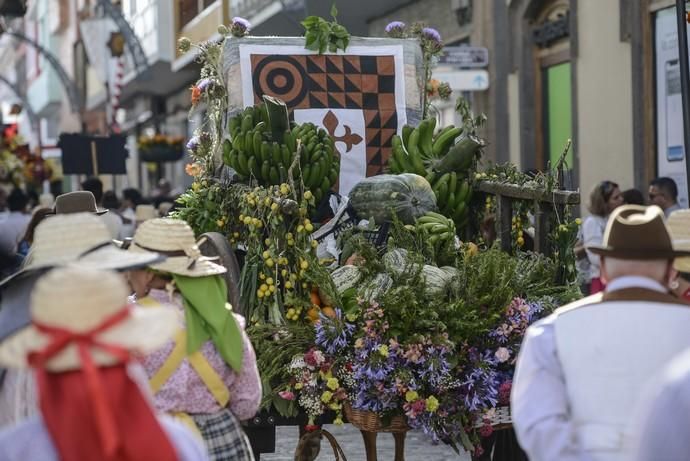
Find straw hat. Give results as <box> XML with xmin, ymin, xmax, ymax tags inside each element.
<box><xmin>667</xmin><ymin>209</ymin><xmax>690</xmax><ymax>272</ymax></box>
<box><xmin>130</xmin><ymin>218</ymin><xmax>226</xmax><ymax>277</ymax></box>
<box><xmin>135</xmin><ymin>204</ymin><xmax>158</xmax><ymax>223</ymax></box>
<box><xmin>0</xmin><ymin>267</ymin><xmax>177</xmax><ymax>371</ymax></box>
<box><xmin>587</xmin><ymin>205</ymin><xmax>690</xmax><ymax>260</ymax></box>
<box><xmin>0</xmin><ymin>213</ymin><xmax>163</xmax><ymax>286</ymax></box>
<box><xmin>53</xmin><ymin>191</ymin><xmax>108</xmax><ymax>215</ymax></box>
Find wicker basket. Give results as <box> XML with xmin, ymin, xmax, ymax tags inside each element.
<box><xmin>343</xmin><ymin>403</ymin><xmax>409</xmax><ymax>433</ymax></box>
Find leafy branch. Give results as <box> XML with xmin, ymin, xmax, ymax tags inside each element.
<box><xmin>302</xmin><ymin>4</ymin><xmax>350</xmax><ymax>54</ymax></box>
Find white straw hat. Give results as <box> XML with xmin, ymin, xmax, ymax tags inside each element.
<box><xmin>667</xmin><ymin>209</ymin><xmax>690</xmax><ymax>272</ymax></box>
<box><xmin>130</xmin><ymin>218</ymin><xmax>227</xmax><ymax>277</ymax></box>
<box><xmin>0</xmin><ymin>213</ymin><xmax>163</xmax><ymax>286</ymax></box>
<box><xmin>0</xmin><ymin>267</ymin><xmax>177</xmax><ymax>371</ymax></box>
<box><xmin>135</xmin><ymin>204</ymin><xmax>158</xmax><ymax>223</ymax></box>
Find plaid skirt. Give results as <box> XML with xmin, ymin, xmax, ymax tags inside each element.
<box><xmin>192</xmin><ymin>409</ymin><xmax>254</xmax><ymax>461</ymax></box>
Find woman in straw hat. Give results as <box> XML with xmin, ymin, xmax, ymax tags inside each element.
<box><xmin>127</xmin><ymin>218</ymin><xmax>260</xmax><ymax>461</ymax></box>
<box><xmin>665</xmin><ymin>209</ymin><xmax>690</xmax><ymax>304</ymax></box>
<box><xmin>0</xmin><ymin>213</ymin><xmax>163</xmax><ymax>428</ymax></box>
<box><xmin>0</xmin><ymin>267</ymin><xmax>208</xmax><ymax>461</ymax></box>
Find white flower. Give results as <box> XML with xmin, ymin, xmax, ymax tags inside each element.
<box><xmin>495</xmin><ymin>347</ymin><xmax>511</xmax><ymax>363</ymax></box>
<box><xmin>313</xmin><ymin>350</ymin><xmax>326</xmax><ymax>366</ymax></box>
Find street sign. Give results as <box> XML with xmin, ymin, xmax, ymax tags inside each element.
<box><xmin>437</xmin><ymin>46</ymin><xmax>489</xmax><ymax>68</ymax></box>
<box><xmin>433</xmin><ymin>70</ymin><xmax>490</xmax><ymax>91</ymax></box>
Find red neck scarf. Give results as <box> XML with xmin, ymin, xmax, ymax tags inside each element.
<box><xmin>27</xmin><ymin>308</ymin><xmax>179</xmax><ymax>461</ymax></box>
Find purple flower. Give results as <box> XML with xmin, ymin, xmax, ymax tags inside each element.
<box><xmin>186</xmin><ymin>136</ymin><xmax>200</xmax><ymax>152</ymax></box>
<box><xmin>196</xmin><ymin>78</ymin><xmax>213</xmax><ymax>92</ymax></box>
<box><xmin>385</xmin><ymin>21</ymin><xmax>406</xmax><ymax>38</ymax></box>
<box><xmin>315</xmin><ymin>308</ymin><xmax>356</xmax><ymax>355</ymax></box>
<box><xmin>231</xmin><ymin>17</ymin><xmax>251</xmax><ymax>37</ymax></box>
<box><xmin>421</xmin><ymin>27</ymin><xmax>442</xmax><ymax>44</ymax></box>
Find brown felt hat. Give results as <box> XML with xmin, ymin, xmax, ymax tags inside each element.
<box><xmin>588</xmin><ymin>205</ymin><xmax>690</xmax><ymax>260</ymax></box>
<box><xmin>54</xmin><ymin>191</ymin><xmax>108</xmax><ymax>215</ymax></box>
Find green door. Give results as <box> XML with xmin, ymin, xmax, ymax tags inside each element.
<box><xmin>545</xmin><ymin>62</ymin><xmax>573</xmax><ymax>168</ymax></box>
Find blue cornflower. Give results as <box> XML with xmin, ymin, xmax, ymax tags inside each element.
<box><xmin>385</xmin><ymin>21</ymin><xmax>406</xmax><ymax>38</ymax></box>
<box><xmin>315</xmin><ymin>308</ymin><xmax>356</xmax><ymax>355</ymax></box>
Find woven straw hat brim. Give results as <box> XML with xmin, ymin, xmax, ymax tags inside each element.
<box><xmin>147</xmin><ymin>255</ymin><xmax>227</xmax><ymax>277</ymax></box>
<box><xmin>129</xmin><ymin>218</ymin><xmax>227</xmax><ymax>277</ymax></box>
<box><xmin>73</xmin><ymin>245</ymin><xmax>165</xmax><ymax>272</ymax></box>
<box><xmin>0</xmin><ymin>306</ymin><xmax>177</xmax><ymax>371</ymax></box>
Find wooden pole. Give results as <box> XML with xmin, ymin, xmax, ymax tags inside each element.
<box><xmin>90</xmin><ymin>140</ymin><xmax>99</xmax><ymax>176</ymax></box>
<box><xmin>676</xmin><ymin>0</ymin><xmax>690</xmax><ymax>189</ymax></box>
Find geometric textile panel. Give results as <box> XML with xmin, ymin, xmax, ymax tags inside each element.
<box><xmin>237</xmin><ymin>45</ymin><xmax>408</xmax><ymax>196</ymax></box>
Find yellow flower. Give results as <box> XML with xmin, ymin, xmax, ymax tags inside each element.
<box><xmin>300</xmin><ymin>260</ymin><xmax>309</xmax><ymax>270</ymax></box>
<box><xmin>294</xmin><ymin>382</ymin><xmax>303</xmax><ymax>390</ymax></box>
<box><xmin>284</xmin><ymin>281</ymin><xmax>293</xmax><ymax>290</ymax></box>
<box><xmin>271</xmin><ymin>203</ymin><xmax>279</xmax><ymax>211</ymax></box>
<box><xmin>334</xmin><ymin>416</ymin><xmax>344</xmax><ymax>425</ymax></box>
<box><xmin>517</xmin><ymin>237</ymin><xmax>525</xmax><ymax>246</ymax></box>
<box><xmin>405</xmin><ymin>390</ymin><xmax>418</xmax><ymax>402</ymax></box>
<box><xmin>321</xmin><ymin>391</ymin><xmax>333</xmax><ymax>403</ymax></box>
<box><xmin>326</xmin><ymin>377</ymin><xmax>339</xmax><ymax>390</ymax></box>
<box><xmin>266</xmin><ymin>277</ymin><xmax>274</xmax><ymax>285</ymax></box>
<box><xmin>260</xmin><ymin>284</ymin><xmax>268</xmax><ymax>292</ymax></box>
<box><xmin>575</xmin><ymin>218</ymin><xmax>582</xmax><ymax>225</ymax></box>
<box><xmin>426</xmin><ymin>395</ymin><xmax>439</xmax><ymax>412</ymax></box>
<box><xmin>378</xmin><ymin>344</ymin><xmax>389</xmax><ymax>357</ymax></box>
<box><xmin>191</xmin><ymin>182</ymin><xmax>200</xmax><ymax>192</ymax></box>
<box><xmin>216</xmin><ymin>218</ymin><xmax>225</xmax><ymax>228</ymax></box>
<box><xmin>329</xmin><ymin>402</ymin><xmax>341</xmax><ymax>410</ymax></box>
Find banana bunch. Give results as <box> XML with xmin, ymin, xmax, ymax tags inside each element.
<box><xmin>416</xmin><ymin>211</ymin><xmax>456</xmax><ymax>246</ymax></box>
<box><xmin>223</xmin><ymin>97</ymin><xmax>339</xmax><ymax>204</ymax></box>
<box><xmin>388</xmin><ymin>118</ymin><xmax>482</xmax><ymax>230</ymax></box>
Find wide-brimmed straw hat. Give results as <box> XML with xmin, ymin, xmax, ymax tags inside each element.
<box><xmin>667</xmin><ymin>209</ymin><xmax>690</xmax><ymax>272</ymax></box>
<box><xmin>135</xmin><ymin>204</ymin><xmax>158</xmax><ymax>223</ymax></box>
<box><xmin>129</xmin><ymin>218</ymin><xmax>226</xmax><ymax>277</ymax></box>
<box><xmin>0</xmin><ymin>213</ymin><xmax>163</xmax><ymax>287</ymax></box>
<box><xmin>588</xmin><ymin>205</ymin><xmax>690</xmax><ymax>260</ymax></box>
<box><xmin>53</xmin><ymin>191</ymin><xmax>108</xmax><ymax>215</ymax></box>
<box><xmin>0</xmin><ymin>267</ymin><xmax>177</xmax><ymax>371</ymax></box>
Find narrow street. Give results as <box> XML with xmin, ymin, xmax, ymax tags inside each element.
<box><xmin>262</xmin><ymin>424</ymin><xmax>470</xmax><ymax>461</ymax></box>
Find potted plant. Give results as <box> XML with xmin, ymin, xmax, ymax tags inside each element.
<box><xmin>137</xmin><ymin>134</ymin><xmax>185</xmax><ymax>162</ymax></box>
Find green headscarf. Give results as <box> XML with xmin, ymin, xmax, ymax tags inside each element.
<box><xmin>171</xmin><ymin>274</ymin><xmax>243</xmax><ymax>373</ymax></box>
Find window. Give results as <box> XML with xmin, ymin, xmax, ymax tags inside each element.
<box><xmin>179</xmin><ymin>0</ymin><xmax>217</xmax><ymax>28</ymax></box>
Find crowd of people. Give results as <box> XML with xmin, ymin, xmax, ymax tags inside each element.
<box><xmin>0</xmin><ymin>187</ymin><xmax>261</xmax><ymax>460</ymax></box>
<box><xmin>0</xmin><ymin>177</ymin><xmax>178</xmax><ymax>279</ymax></box>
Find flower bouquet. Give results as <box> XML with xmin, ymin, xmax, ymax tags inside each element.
<box><xmin>137</xmin><ymin>134</ymin><xmax>185</xmax><ymax>162</ymax></box>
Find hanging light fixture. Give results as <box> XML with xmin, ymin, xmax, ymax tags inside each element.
<box><xmin>0</xmin><ymin>0</ymin><xmax>27</xmax><ymax>17</ymax></box>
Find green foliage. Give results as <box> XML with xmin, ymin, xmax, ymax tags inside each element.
<box><xmin>302</xmin><ymin>4</ymin><xmax>350</xmax><ymax>54</ymax></box>
<box><xmin>248</xmin><ymin>323</ymin><xmax>315</xmax><ymax>416</ymax></box>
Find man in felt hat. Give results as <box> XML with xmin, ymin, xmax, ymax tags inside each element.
<box><xmin>511</xmin><ymin>205</ymin><xmax>690</xmax><ymax>461</ymax></box>
<box><xmin>0</xmin><ymin>267</ymin><xmax>208</xmax><ymax>460</ymax></box>
<box><xmin>0</xmin><ymin>213</ymin><xmax>162</xmax><ymax>427</ymax></box>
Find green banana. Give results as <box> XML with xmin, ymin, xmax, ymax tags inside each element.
<box><xmin>456</xmin><ymin>181</ymin><xmax>470</xmax><ymax>204</ymax></box>
<box><xmin>269</xmin><ymin>166</ymin><xmax>280</xmax><ymax>185</ymax></box>
<box><xmin>228</xmin><ymin>116</ymin><xmax>241</xmax><ymax>137</ymax></box>
<box><xmin>391</xmin><ymin>135</ymin><xmax>414</xmax><ymax>172</ymax></box>
<box><xmin>328</xmin><ymin>167</ymin><xmax>338</xmax><ymax>185</ymax></box>
<box><xmin>237</xmin><ymin>151</ymin><xmax>249</xmax><ymax>176</ymax></box>
<box><xmin>240</xmin><ymin>114</ymin><xmax>253</xmax><ymax>133</ymax></box>
<box><xmin>244</xmin><ymin>131</ymin><xmax>254</xmax><ymax>157</ymax></box>
<box><xmin>432</xmin><ymin>126</ymin><xmax>463</xmax><ymax>157</ymax></box>
<box><xmin>419</xmin><ymin>118</ymin><xmax>435</xmax><ymax>158</ymax></box>
<box><xmin>261</xmin><ymin>160</ymin><xmax>270</xmax><ymax>182</ymax></box>
<box><xmin>284</xmin><ymin>130</ymin><xmax>296</xmax><ymax>154</ymax></box>
<box><xmin>302</xmin><ymin>165</ymin><xmax>312</xmax><ymax>186</ymax></box>
<box><xmin>281</xmin><ymin>144</ymin><xmax>292</xmax><ymax>169</ymax></box>
<box><xmin>271</xmin><ymin>142</ymin><xmax>282</xmax><ymax>165</ymax></box>
<box><xmin>253</xmin><ymin>131</ymin><xmax>263</xmax><ymax>160</ymax></box>
<box><xmin>247</xmin><ymin>156</ymin><xmax>258</xmax><ymax>178</ymax></box>
<box><xmin>402</xmin><ymin>125</ymin><xmax>414</xmax><ymax>148</ymax></box>
<box><xmin>406</xmin><ymin>128</ymin><xmax>426</xmax><ymax>176</ymax></box>
<box><xmin>260</xmin><ymin>142</ymin><xmax>271</xmax><ymax>164</ymax></box>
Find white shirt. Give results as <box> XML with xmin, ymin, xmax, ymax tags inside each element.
<box><xmin>0</xmin><ymin>212</ymin><xmax>30</xmax><ymax>255</ymax></box>
<box><xmin>632</xmin><ymin>348</ymin><xmax>690</xmax><ymax>461</ymax></box>
<box><xmin>582</xmin><ymin>215</ymin><xmax>607</xmax><ymax>280</ymax></box>
<box><xmin>99</xmin><ymin>212</ymin><xmax>123</xmax><ymax>240</ymax></box>
<box><xmin>511</xmin><ymin>276</ymin><xmax>677</xmax><ymax>461</ymax></box>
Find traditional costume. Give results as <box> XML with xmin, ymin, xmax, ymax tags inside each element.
<box><xmin>0</xmin><ymin>212</ymin><xmax>162</xmax><ymax>427</ymax></box>
<box><xmin>511</xmin><ymin>205</ymin><xmax>690</xmax><ymax>461</ymax></box>
<box><xmin>0</xmin><ymin>267</ymin><xmax>207</xmax><ymax>461</ymax></box>
<box><xmin>130</xmin><ymin>218</ymin><xmax>261</xmax><ymax>460</ymax></box>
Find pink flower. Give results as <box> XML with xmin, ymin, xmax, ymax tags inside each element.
<box><xmin>279</xmin><ymin>390</ymin><xmax>295</xmax><ymax>401</ymax></box>
<box><xmin>479</xmin><ymin>423</ymin><xmax>493</xmax><ymax>438</ymax></box>
<box><xmin>495</xmin><ymin>347</ymin><xmax>511</xmax><ymax>363</ymax></box>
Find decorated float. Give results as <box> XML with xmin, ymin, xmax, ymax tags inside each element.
<box><xmin>173</xmin><ymin>10</ymin><xmax>581</xmax><ymax>461</ymax></box>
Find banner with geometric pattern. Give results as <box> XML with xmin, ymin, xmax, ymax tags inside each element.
<box><xmin>224</xmin><ymin>39</ymin><xmax>423</xmax><ymax>196</ymax></box>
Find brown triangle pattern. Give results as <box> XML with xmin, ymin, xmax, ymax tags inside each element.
<box><xmin>326</xmin><ymin>55</ymin><xmax>344</xmax><ymax>73</ymax></box>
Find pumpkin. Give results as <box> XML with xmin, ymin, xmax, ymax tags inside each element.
<box><xmin>331</xmin><ymin>265</ymin><xmax>362</xmax><ymax>294</ymax></box>
<box><xmin>421</xmin><ymin>265</ymin><xmax>452</xmax><ymax>297</ymax></box>
<box><xmin>383</xmin><ymin>248</ymin><xmax>420</xmax><ymax>275</ymax></box>
<box><xmin>360</xmin><ymin>273</ymin><xmax>393</xmax><ymax>302</ymax></box>
<box><xmin>348</xmin><ymin>173</ymin><xmax>437</xmax><ymax>224</ymax></box>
